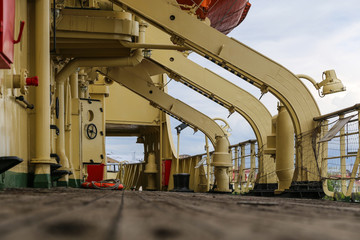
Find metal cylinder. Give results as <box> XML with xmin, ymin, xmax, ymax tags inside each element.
<box><xmin>212</xmin><ymin>136</ymin><xmax>232</xmax><ymax>192</ymax></box>
<box><xmin>56</xmin><ymin>80</ymin><xmax>70</xmax><ymax>186</ymax></box>
<box><xmin>275</xmin><ymin>105</ymin><xmax>294</xmax><ymax>193</ymax></box>
<box><xmin>70</xmin><ymin>72</ymin><xmax>79</xmax><ymax>99</ymax></box>
<box><xmin>144</xmin><ymin>152</ymin><xmax>158</xmax><ymax>190</ymax></box>
<box><xmin>32</xmin><ymin>0</ymin><xmax>52</xmax><ymax>188</ymax></box>
<box><xmin>214</xmin><ymin>168</ymin><xmax>229</xmax><ymax>192</ymax></box>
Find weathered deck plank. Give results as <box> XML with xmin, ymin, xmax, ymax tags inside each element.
<box><xmin>0</xmin><ymin>189</ymin><xmax>359</xmax><ymax>240</ymax></box>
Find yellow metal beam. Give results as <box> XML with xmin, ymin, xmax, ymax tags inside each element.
<box><xmin>104</xmin><ymin>64</ymin><xmax>227</xmax><ymax>146</ymax></box>
<box><xmin>150</xmin><ymin>50</ymin><xmax>272</xmax><ymax>149</ymax></box>
<box><xmin>112</xmin><ymin>0</ymin><xmax>321</xmax><ymax>182</ymax></box>
<box><xmin>111</xmin><ymin>0</ymin><xmax>320</xmax><ymax>133</ymax></box>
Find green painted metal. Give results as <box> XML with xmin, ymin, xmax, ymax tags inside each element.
<box><xmin>0</xmin><ymin>171</ymin><xmax>29</xmax><ymax>189</ymax></box>
<box><xmin>57</xmin><ymin>181</ymin><xmax>69</xmax><ymax>187</ymax></box>
<box><xmin>69</xmin><ymin>179</ymin><xmax>81</xmax><ymax>188</ymax></box>
<box><xmin>33</xmin><ymin>174</ymin><xmax>51</xmax><ymax>188</ymax></box>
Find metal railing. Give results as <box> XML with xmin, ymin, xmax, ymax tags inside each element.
<box><xmin>179</xmin><ymin>139</ymin><xmax>258</xmax><ymax>192</ymax></box>
<box><xmin>314</xmin><ymin>104</ymin><xmax>360</xmax><ymax>197</ymax></box>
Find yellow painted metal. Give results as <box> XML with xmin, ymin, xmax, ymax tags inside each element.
<box><xmin>106</xmin><ymin>83</ymin><xmax>160</xmax><ymax>127</ymax></box>
<box><xmin>234</xmin><ymin>147</ymin><xmax>240</xmax><ymax>193</ymax></box>
<box><xmin>56</xmin><ymin>52</ymin><xmax>144</xmax><ymax>84</ymax></box>
<box><xmin>80</xmin><ymin>99</ymin><xmax>104</xmax><ymax>163</ymax></box>
<box><xmin>56</xmin><ymin>79</ymin><xmax>70</xmax><ymax>184</ymax></box>
<box><xmin>104</xmin><ymin>65</ymin><xmax>233</xmax><ymax>191</ymax></box>
<box><xmin>89</xmin><ymin>75</ymin><xmax>109</xmax><ymax>178</ymax></box>
<box><xmin>32</xmin><ymin>0</ymin><xmax>53</xmax><ymax>169</ymax></box>
<box><xmin>68</xmin><ymin>71</ymin><xmax>83</xmax><ymax>182</ymax></box>
<box><xmin>345</xmin><ymin>153</ymin><xmax>359</xmax><ymax>197</ymax></box>
<box><xmin>240</xmin><ymin>145</ymin><xmax>245</xmax><ymax>191</ymax></box>
<box><xmin>339</xmin><ymin>114</ymin><xmax>347</xmax><ymax>195</ymax></box>
<box><xmin>112</xmin><ymin>0</ymin><xmax>321</xmax><ymax>182</ymax></box>
<box><xmin>0</xmin><ymin>0</ymin><xmax>30</xmax><ymax>179</ymax></box>
<box><xmin>144</xmin><ymin>152</ymin><xmax>157</xmax><ymax>173</ymax></box>
<box><xmin>52</xmin><ymin>4</ymin><xmax>276</xmax><ymax>188</ymax></box>
<box><xmin>250</xmin><ymin>143</ymin><xmax>256</xmax><ymax>176</ymax></box>
<box><xmin>105</xmin><ymin>66</ymin><xmax>226</xmax><ymax>146</ymax></box>
<box><xmin>65</xmin><ymin>79</ymin><xmax>77</xmax><ymax>184</ymax></box>
<box><xmin>275</xmin><ymin>105</ymin><xmax>295</xmax><ymax>193</ymax></box>
<box><xmin>176</xmin><ymin>132</ymin><xmax>180</xmax><ymax>174</ymax></box>
<box><xmin>145</xmin><ymin>23</ymin><xmax>272</xmax><ymax>149</ymax></box>
<box><xmin>56</xmin><ymin>9</ymin><xmax>138</xmax><ymax>41</ymax></box>
<box><xmin>321</xmin><ymin>70</ymin><xmax>346</xmax><ymax>95</ymax></box>
<box><xmin>70</xmin><ymin>72</ymin><xmax>79</xmax><ymax>98</ymax></box>
<box><xmin>205</xmin><ymin>137</ymin><xmax>210</xmax><ymax>190</ymax></box>
<box><xmin>211</xmin><ymin>136</ymin><xmax>231</xmax><ymax>192</ymax></box>
<box><xmin>144</xmin><ymin>152</ymin><xmax>157</xmax><ymax>190</ymax></box>
<box><xmin>150</xmin><ymin>50</ymin><xmax>271</xmax><ymax>145</ymax></box>
<box><xmin>54</xmin><ymin>8</ymin><xmax>139</xmax><ymax>57</ymax></box>
<box><xmin>321</xmin><ymin>121</ymin><xmax>334</xmax><ymax>197</ymax></box>
<box><xmin>145</xmin><ymin>25</ymin><xmax>275</xmax><ymax>184</ymax></box>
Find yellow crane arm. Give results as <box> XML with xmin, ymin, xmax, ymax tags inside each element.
<box><xmin>103</xmin><ymin>63</ymin><xmax>228</xmax><ymax>147</ymax></box>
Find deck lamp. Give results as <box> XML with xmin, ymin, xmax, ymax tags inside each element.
<box><xmin>296</xmin><ymin>70</ymin><xmax>346</xmax><ymax>97</ymax></box>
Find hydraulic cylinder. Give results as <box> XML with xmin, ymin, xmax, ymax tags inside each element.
<box><xmin>275</xmin><ymin>105</ymin><xmax>294</xmax><ymax>193</ymax></box>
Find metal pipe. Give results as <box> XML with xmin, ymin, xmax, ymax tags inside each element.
<box><xmin>52</xmin><ymin>0</ymin><xmax>56</xmax><ymax>53</ymax></box>
<box><xmin>55</xmin><ymin>50</ymin><xmax>144</xmax><ymax>84</ymax></box>
<box><xmin>65</xmin><ymin>80</ymin><xmax>77</xmax><ymax>186</ymax></box>
<box><xmin>296</xmin><ymin>74</ymin><xmax>320</xmax><ymax>90</ymax></box>
<box><xmin>56</xmin><ymin>80</ymin><xmax>70</xmax><ymax>185</ymax></box>
<box><xmin>32</xmin><ymin>0</ymin><xmax>52</xmax><ymax>188</ymax></box>
<box><xmin>70</xmin><ymin>72</ymin><xmax>79</xmax><ymax>99</ymax></box>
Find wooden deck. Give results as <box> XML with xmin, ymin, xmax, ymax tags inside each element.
<box><xmin>0</xmin><ymin>188</ymin><xmax>359</xmax><ymax>240</ymax></box>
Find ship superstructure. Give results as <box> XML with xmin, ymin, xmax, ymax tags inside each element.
<box><xmin>0</xmin><ymin>0</ymin><xmax>358</xmax><ymax>201</ymax></box>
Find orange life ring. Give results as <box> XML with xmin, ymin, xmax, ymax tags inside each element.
<box><xmin>81</xmin><ymin>180</ymin><xmax>124</xmax><ymax>190</ymax></box>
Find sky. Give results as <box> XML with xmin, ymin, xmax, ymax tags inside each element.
<box><xmin>107</xmin><ymin>0</ymin><xmax>360</xmax><ymax>161</ymax></box>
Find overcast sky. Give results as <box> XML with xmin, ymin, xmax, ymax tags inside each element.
<box><xmin>107</xmin><ymin>0</ymin><xmax>360</xmax><ymax>160</ymax></box>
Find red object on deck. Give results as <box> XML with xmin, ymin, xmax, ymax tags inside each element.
<box><xmin>86</xmin><ymin>164</ymin><xmax>105</xmax><ymax>182</ymax></box>
<box><xmin>162</xmin><ymin>160</ymin><xmax>172</xmax><ymax>187</ymax></box>
<box><xmin>81</xmin><ymin>181</ymin><xmax>124</xmax><ymax>190</ymax></box>
<box><xmin>176</xmin><ymin>0</ymin><xmax>251</xmax><ymax>35</ymax></box>
<box><xmin>0</xmin><ymin>0</ymin><xmax>15</xmax><ymax>69</ymax></box>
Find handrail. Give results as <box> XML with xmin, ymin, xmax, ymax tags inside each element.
<box><xmin>314</xmin><ymin>103</ymin><xmax>360</xmax><ymax>121</ymax></box>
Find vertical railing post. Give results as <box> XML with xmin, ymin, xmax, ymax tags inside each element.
<box><xmin>321</xmin><ymin>120</ymin><xmax>334</xmax><ymax>197</ymax></box>
<box><xmin>234</xmin><ymin>146</ymin><xmax>239</xmax><ymax>192</ymax></box>
<box><xmin>205</xmin><ymin>137</ymin><xmax>210</xmax><ymax>191</ymax></box>
<box><xmin>240</xmin><ymin>144</ymin><xmax>245</xmax><ymax>191</ymax></box>
<box><xmin>250</xmin><ymin>142</ymin><xmax>255</xmax><ymax>171</ymax></box>
<box><xmin>340</xmin><ymin>114</ymin><xmax>346</xmax><ymax>195</ymax></box>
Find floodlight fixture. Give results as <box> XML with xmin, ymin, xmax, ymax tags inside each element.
<box><xmin>296</xmin><ymin>70</ymin><xmax>346</xmax><ymax>97</ymax></box>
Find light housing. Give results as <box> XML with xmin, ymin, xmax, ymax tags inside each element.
<box><xmin>296</xmin><ymin>70</ymin><xmax>346</xmax><ymax>97</ymax></box>
<box><xmin>321</xmin><ymin>70</ymin><xmax>346</xmax><ymax>95</ymax></box>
